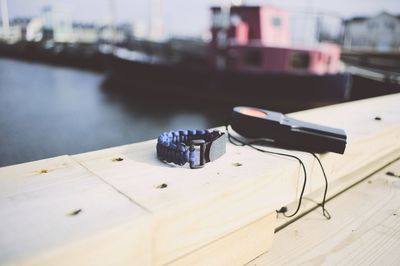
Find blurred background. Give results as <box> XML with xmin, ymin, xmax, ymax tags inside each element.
<box><xmin>1</xmin><ymin>0</ymin><xmax>400</xmax><ymax>167</ymax></box>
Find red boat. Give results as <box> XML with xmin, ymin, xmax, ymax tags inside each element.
<box><xmin>106</xmin><ymin>4</ymin><xmax>351</xmax><ymax>110</ymax></box>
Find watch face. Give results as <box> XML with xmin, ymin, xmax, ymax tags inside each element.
<box><xmin>239</xmin><ymin>107</ymin><xmax>268</xmax><ymax>118</ymax></box>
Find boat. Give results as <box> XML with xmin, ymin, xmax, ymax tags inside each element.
<box><xmin>106</xmin><ymin>5</ymin><xmax>353</xmax><ymax>109</ymax></box>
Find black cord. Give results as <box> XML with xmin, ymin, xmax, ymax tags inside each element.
<box><xmin>309</xmin><ymin>152</ymin><xmax>331</xmax><ymax>219</ymax></box>
<box><xmin>225</xmin><ymin>126</ymin><xmax>307</xmax><ymax>217</ymax></box>
<box><xmin>225</xmin><ymin>125</ymin><xmax>331</xmax><ymax>219</ymax></box>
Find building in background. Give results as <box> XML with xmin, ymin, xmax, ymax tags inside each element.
<box><xmin>0</xmin><ymin>17</ymin><xmax>30</xmax><ymax>43</ymax></box>
<box><xmin>41</xmin><ymin>5</ymin><xmax>74</xmax><ymax>43</ymax></box>
<box><xmin>25</xmin><ymin>18</ymin><xmax>44</xmax><ymax>42</ymax></box>
<box><xmin>344</xmin><ymin>12</ymin><xmax>400</xmax><ymax>52</ymax></box>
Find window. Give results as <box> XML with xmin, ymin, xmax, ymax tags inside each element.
<box><xmin>290</xmin><ymin>52</ymin><xmax>310</xmax><ymax>69</ymax></box>
<box><xmin>385</xmin><ymin>21</ymin><xmax>395</xmax><ymax>31</ymax></box>
<box><xmin>212</xmin><ymin>12</ymin><xmax>223</xmax><ymax>27</ymax></box>
<box><xmin>271</xmin><ymin>17</ymin><xmax>281</xmax><ymax>27</ymax></box>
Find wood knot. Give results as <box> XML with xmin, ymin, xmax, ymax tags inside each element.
<box><xmin>156</xmin><ymin>183</ymin><xmax>168</xmax><ymax>189</ymax></box>
<box><xmin>67</xmin><ymin>209</ymin><xmax>82</xmax><ymax>216</ymax></box>
<box><xmin>386</xmin><ymin>171</ymin><xmax>400</xmax><ymax>178</ymax></box>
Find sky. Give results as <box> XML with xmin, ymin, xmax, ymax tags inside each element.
<box><xmin>3</xmin><ymin>0</ymin><xmax>400</xmax><ymax>36</ymax></box>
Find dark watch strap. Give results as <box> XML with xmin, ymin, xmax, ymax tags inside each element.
<box><xmin>156</xmin><ymin>129</ymin><xmax>226</xmax><ymax>169</ymax></box>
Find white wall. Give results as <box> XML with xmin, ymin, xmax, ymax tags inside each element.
<box><xmin>345</xmin><ymin>13</ymin><xmax>400</xmax><ymax>51</ymax></box>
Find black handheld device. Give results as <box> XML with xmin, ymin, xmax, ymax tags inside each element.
<box><xmin>231</xmin><ymin>106</ymin><xmax>347</xmax><ymax>154</ymax></box>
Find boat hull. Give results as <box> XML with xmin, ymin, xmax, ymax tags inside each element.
<box><xmin>106</xmin><ymin>56</ymin><xmax>352</xmax><ymax>111</ymax></box>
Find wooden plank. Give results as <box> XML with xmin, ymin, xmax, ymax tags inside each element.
<box><xmin>275</xmin><ymin>93</ymin><xmax>400</xmax><ymax>227</ymax></box>
<box><xmin>249</xmin><ymin>158</ymin><xmax>400</xmax><ymax>265</ymax></box>
<box><xmin>1</xmin><ymin>93</ymin><xmax>399</xmax><ymax>265</ymax></box>
<box><xmin>0</xmin><ymin>156</ymin><xmax>152</xmax><ymax>266</ymax></box>
<box><xmin>168</xmin><ymin>212</ymin><xmax>276</xmax><ymax>266</ymax></box>
<box><xmin>73</xmin><ymin>94</ymin><xmax>400</xmax><ymax>265</ymax></box>
<box><xmin>73</xmin><ymin>141</ymin><xmax>299</xmax><ymax>265</ymax></box>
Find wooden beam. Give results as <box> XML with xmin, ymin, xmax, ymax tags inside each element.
<box><xmin>169</xmin><ymin>212</ymin><xmax>276</xmax><ymax>266</ymax></box>
<box><xmin>1</xmin><ymin>93</ymin><xmax>399</xmax><ymax>265</ymax></box>
<box><xmin>250</xmin><ymin>158</ymin><xmax>400</xmax><ymax>265</ymax></box>
<box><xmin>73</xmin><ymin>94</ymin><xmax>400</xmax><ymax>265</ymax></box>
<box><xmin>0</xmin><ymin>156</ymin><xmax>152</xmax><ymax>265</ymax></box>
<box><xmin>274</xmin><ymin>93</ymin><xmax>400</xmax><ymax>228</ymax></box>
<box><xmin>73</xmin><ymin>136</ymin><xmax>300</xmax><ymax>265</ymax></box>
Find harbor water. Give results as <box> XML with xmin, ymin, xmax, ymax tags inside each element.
<box><xmin>0</xmin><ymin>58</ymin><xmax>227</xmax><ymax>167</ymax></box>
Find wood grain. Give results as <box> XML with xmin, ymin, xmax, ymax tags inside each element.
<box><xmin>73</xmin><ymin>135</ymin><xmax>301</xmax><ymax>265</ymax></box>
<box><xmin>73</xmin><ymin>94</ymin><xmax>400</xmax><ymax>265</ymax></box>
<box><xmin>1</xmin><ymin>93</ymin><xmax>399</xmax><ymax>265</ymax></box>
<box><xmin>249</xmin><ymin>159</ymin><xmax>400</xmax><ymax>265</ymax></box>
<box><xmin>0</xmin><ymin>156</ymin><xmax>152</xmax><ymax>265</ymax></box>
<box><xmin>169</xmin><ymin>212</ymin><xmax>276</xmax><ymax>266</ymax></box>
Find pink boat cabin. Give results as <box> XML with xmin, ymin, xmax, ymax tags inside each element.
<box><xmin>209</xmin><ymin>5</ymin><xmax>340</xmax><ymax>74</ymax></box>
